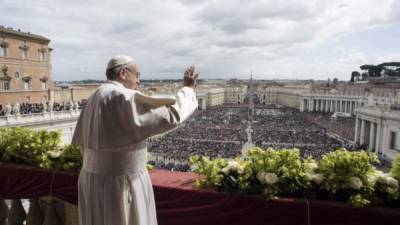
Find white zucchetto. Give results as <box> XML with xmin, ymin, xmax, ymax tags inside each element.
<box><xmin>106</xmin><ymin>55</ymin><xmax>135</xmax><ymax>70</ymax></box>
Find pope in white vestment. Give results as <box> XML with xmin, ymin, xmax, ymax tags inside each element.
<box><xmin>72</xmin><ymin>55</ymin><xmax>198</xmax><ymax>225</ymax></box>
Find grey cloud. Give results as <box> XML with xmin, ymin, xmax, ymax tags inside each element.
<box><xmin>194</xmin><ymin>0</ymin><xmax>323</xmax><ymax>34</ymax></box>
<box><xmin>388</xmin><ymin>0</ymin><xmax>400</xmax><ymax>23</ymax></box>
<box><xmin>0</xmin><ymin>0</ymin><xmax>397</xmax><ymax>81</ymax></box>
<box><xmin>104</xmin><ymin>21</ymin><xmax>147</xmax><ymax>35</ymax></box>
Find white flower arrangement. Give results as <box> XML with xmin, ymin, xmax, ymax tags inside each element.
<box><xmin>265</xmin><ymin>172</ymin><xmax>279</xmax><ymax>185</ymax></box>
<box><xmin>366</xmin><ymin>170</ymin><xmax>381</xmax><ymax>186</ymax></box>
<box><xmin>304</xmin><ymin>161</ymin><xmax>318</xmax><ymax>173</ymax></box>
<box><xmin>311</xmin><ymin>173</ymin><xmax>324</xmax><ymax>185</ymax></box>
<box><xmin>189</xmin><ymin>148</ymin><xmax>400</xmax><ymax>208</ymax></box>
<box><xmin>47</xmin><ymin>150</ymin><xmax>62</xmax><ymax>158</ymax></box>
<box><xmin>348</xmin><ymin>176</ymin><xmax>363</xmax><ymax>190</ymax></box>
<box><xmin>222</xmin><ymin>160</ymin><xmax>239</xmax><ymax>175</ymax></box>
<box><xmin>257</xmin><ymin>171</ymin><xmax>266</xmax><ymax>184</ymax></box>
<box><xmin>377</xmin><ymin>174</ymin><xmax>399</xmax><ymax>189</ymax></box>
<box><xmin>190</xmin><ymin>164</ymin><xmax>199</xmax><ymax>172</ymax></box>
<box><xmin>368</xmin><ymin>170</ymin><xmax>399</xmax><ymax>190</ymax></box>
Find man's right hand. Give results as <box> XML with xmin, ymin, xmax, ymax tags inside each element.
<box><xmin>183</xmin><ymin>66</ymin><xmax>199</xmax><ymax>87</ymax></box>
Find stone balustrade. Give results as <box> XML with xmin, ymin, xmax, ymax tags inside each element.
<box><xmin>0</xmin><ymin>110</ymin><xmax>81</xmax><ymax>144</ymax></box>
<box><xmin>0</xmin><ymin>110</ymin><xmax>81</xmax><ymax>128</ymax></box>
<box><xmin>0</xmin><ymin>197</ymin><xmax>78</xmax><ymax>225</ymax></box>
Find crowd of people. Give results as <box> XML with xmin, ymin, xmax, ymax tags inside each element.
<box><xmin>1</xmin><ymin>100</ymin><xmax>359</xmax><ymax>171</ymax></box>
<box><xmin>148</xmin><ymin>105</ymin><xmax>358</xmax><ymax>171</ymax></box>
<box><xmin>0</xmin><ymin>100</ymin><xmax>87</xmax><ymax>116</ymax></box>
<box><xmin>304</xmin><ymin>112</ymin><xmax>355</xmax><ymax>141</ymax></box>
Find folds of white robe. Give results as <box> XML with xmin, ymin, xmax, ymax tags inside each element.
<box><xmin>72</xmin><ymin>81</ymin><xmax>198</xmax><ymax>225</ymax></box>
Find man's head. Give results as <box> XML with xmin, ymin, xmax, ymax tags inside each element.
<box><xmin>106</xmin><ymin>55</ymin><xmax>140</xmax><ymax>90</ymax></box>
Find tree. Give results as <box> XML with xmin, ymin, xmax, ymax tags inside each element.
<box><xmin>377</xmin><ymin>62</ymin><xmax>400</xmax><ymax>67</ymax></box>
<box><xmin>360</xmin><ymin>64</ymin><xmax>384</xmax><ymax>77</ymax></box>
<box><xmin>377</xmin><ymin>62</ymin><xmax>400</xmax><ymax>77</ymax></box>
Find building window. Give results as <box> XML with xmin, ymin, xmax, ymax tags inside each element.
<box><xmin>3</xmin><ymin>80</ymin><xmax>10</xmax><ymax>91</ymax></box>
<box><xmin>20</xmin><ymin>40</ymin><xmax>29</xmax><ymax>59</ymax></box>
<box><xmin>0</xmin><ymin>36</ymin><xmax>7</xmax><ymax>57</ymax></box>
<box><xmin>21</xmin><ymin>49</ymin><xmax>28</xmax><ymax>59</ymax></box>
<box><xmin>390</xmin><ymin>131</ymin><xmax>397</xmax><ymax>150</ymax></box>
<box><xmin>14</xmin><ymin>72</ymin><xmax>19</xmax><ymax>78</ymax></box>
<box><xmin>24</xmin><ymin>80</ymin><xmax>30</xmax><ymax>90</ymax></box>
<box><xmin>0</xmin><ymin>46</ymin><xmax>6</xmax><ymax>57</ymax></box>
<box><xmin>41</xmin><ymin>81</ymin><xmax>47</xmax><ymax>90</ymax></box>
<box><xmin>39</xmin><ymin>51</ymin><xmax>45</xmax><ymax>61</ymax></box>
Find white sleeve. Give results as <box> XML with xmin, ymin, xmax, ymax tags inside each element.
<box><xmin>130</xmin><ymin>87</ymin><xmax>198</xmax><ymax>141</ymax></box>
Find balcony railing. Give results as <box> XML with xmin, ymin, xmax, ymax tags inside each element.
<box><xmin>2</xmin><ymin>162</ymin><xmax>400</xmax><ymax>225</ymax></box>
<box><xmin>0</xmin><ymin>110</ymin><xmax>81</xmax><ymax>127</ymax></box>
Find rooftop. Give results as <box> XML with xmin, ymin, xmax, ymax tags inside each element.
<box><xmin>0</xmin><ymin>25</ymin><xmax>50</xmax><ymax>43</ymax></box>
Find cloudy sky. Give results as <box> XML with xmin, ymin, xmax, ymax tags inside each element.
<box><xmin>1</xmin><ymin>0</ymin><xmax>399</xmax><ymax>81</ymax></box>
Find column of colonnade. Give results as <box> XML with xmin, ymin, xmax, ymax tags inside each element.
<box><xmin>318</xmin><ymin>99</ymin><xmax>321</xmax><ymax>111</ymax></box>
<box><xmin>369</xmin><ymin>122</ymin><xmax>376</xmax><ymax>151</ymax></box>
<box><xmin>354</xmin><ymin>116</ymin><xmax>381</xmax><ymax>153</ymax></box>
<box><xmin>308</xmin><ymin>98</ymin><xmax>361</xmax><ymax>115</ymax></box>
<box><xmin>309</xmin><ymin>98</ymin><xmax>358</xmax><ymax>114</ymax></box>
<box><xmin>354</xmin><ymin>116</ymin><xmax>360</xmax><ymax>142</ymax></box>
<box><xmin>326</xmin><ymin>99</ymin><xmax>329</xmax><ymax>112</ymax></box>
<box><xmin>360</xmin><ymin>119</ymin><xmax>365</xmax><ymax>145</ymax></box>
<box><xmin>337</xmin><ymin>100</ymin><xmax>340</xmax><ymax>112</ymax></box>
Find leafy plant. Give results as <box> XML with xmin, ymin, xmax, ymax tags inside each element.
<box><xmin>0</xmin><ymin>127</ymin><xmax>156</xmax><ymax>172</ymax></box>
<box><xmin>0</xmin><ymin>128</ymin><xmax>61</xmax><ymax>166</ymax></box>
<box><xmin>189</xmin><ymin>147</ymin><xmax>400</xmax><ymax>208</ymax></box>
<box><xmin>317</xmin><ymin>148</ymin><xmax>380</xmax><ymax>207</ymax></box>
<box><xmin>245</xmin><ymin>147</ymin><xmax>308</xmax><ymax>198</ymax></box>
<box><xmin>189</xmin><ymin>155</ymin><xmax>227</xmax><ymax>188</ymax></box>
<box><xmin>390</xmin><ymin>154</ymin><xmax>400</xmax><ymax>181</ymax></box>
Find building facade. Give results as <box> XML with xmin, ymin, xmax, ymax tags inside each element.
<box><xmin>298</xmin><ymin>83</ymin><xmax>400</xmax><ymax>115</ymax></box>
<box><xmin>355</xmin><ymin>105</ymin><xmax>400</xmax><ymax>161</ymax></box>
<box><xmin>0</xmin><ymin>27</ymin><xmax>52</xmax><ymax>105</ymax></box>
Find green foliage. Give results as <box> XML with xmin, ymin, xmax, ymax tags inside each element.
<box><xmin>189</xmin><ymin>147</ymin><xmax>400</xmax><ymax>208</ymax></box>
<box><xmin>390</xmin><ymin>154</ymin><xmax>400</xmax><ymax>181</ymax></box>
<box><xmin>41</xmin><ymin>144</ymin><xmax>82</xmax><ymax>171</ymax></box>
<box><xmin>349</xmin><ymin>194</ymin><xmax>371</xmax><ymax>208</ymax></box>
<box><xmin>0</xmin><ymin>127</ymin><xmax>80</xmax><ymax>171</ymax></box>
<box><xmin>189</xmin><ymin>155</ymin><xmax>227</xmax><ymax>188</ymax></box>
<box><xmin>318</xmin><ymin>148</ymin><xmax>378</xmax><ymax>191</ymax></box>
<box><xmin>0</xmin><ymin>127</ymin><xmax>155</xmax><ymax>172</ymax></box>
<box><xmin>0</xmin><ymin>127</ymin><xmax>62</xmax><ymax>165</ymax></box>
<box><xmin>318</xmin><ymin>148</ymin><xmax>380</xmax><ymax>206</ymax></box>
<box><xmin>245</xmin><ymin>147</ymin><xmax>308</xmax><ymax>198</ymax></box>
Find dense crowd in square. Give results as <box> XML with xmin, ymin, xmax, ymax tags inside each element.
<box><xmin>148</xmin><ymin>105</ymin><xmax>358</xmax><ymax>171</ymax></box>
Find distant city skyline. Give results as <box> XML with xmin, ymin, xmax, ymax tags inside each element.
<box><xmin>1</xmin><ymin>0</ymin><xmax>400</xmax><ymax>81</ymax></box>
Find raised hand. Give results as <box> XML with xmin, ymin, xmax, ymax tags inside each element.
<box><xmin>183</xmin><ymin>66</ymin><xmax>199</xmax><ymax>87</ymax></box>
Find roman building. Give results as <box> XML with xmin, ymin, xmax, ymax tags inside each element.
<box><xmin>0</xmin><ymin>26</ymin><xmax>53</xmax><ymax>105</ymax></box>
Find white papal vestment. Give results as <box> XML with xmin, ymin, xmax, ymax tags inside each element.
<box><xmin>72</xmin><ymin>81</ymin><xmax>198</xmax><ymax>225</ymax></box>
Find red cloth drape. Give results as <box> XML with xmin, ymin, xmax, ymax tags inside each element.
<box><xmin>1</xmin><ymin>163</ymin><xmax>399</xmax><ymax>225</ymax></box>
